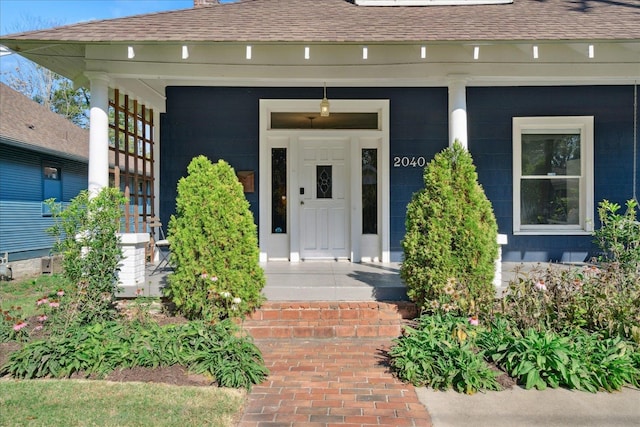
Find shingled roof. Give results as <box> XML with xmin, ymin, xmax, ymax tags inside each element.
<box><xmin>3</xmin><ymin>0</ymin><xmax>639</xmax><ymax>43</ymax></box>
<box><xmin>0</xmin><ymin>83</ymin><xmax>88</xmax><ymax>162</ymax></box>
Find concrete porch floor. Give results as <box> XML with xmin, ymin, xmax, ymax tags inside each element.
<box><xmin>137</xmin><ymin>260</ymin><xmax>536</xmax><ymax>301</ymax></box>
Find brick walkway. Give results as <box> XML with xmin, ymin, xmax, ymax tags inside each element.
<box><xmin>238</xmin><ymin>338</ymin><xmax>432</xmax><ymax>427</ymax></box>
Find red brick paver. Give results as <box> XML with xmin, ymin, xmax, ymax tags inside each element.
<box><xmin>238</xmin><ymin>338</ymin><xmax>432</xmax><ymax>427</ymax></box>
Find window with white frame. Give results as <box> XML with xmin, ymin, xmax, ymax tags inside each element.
<box><xmin>513</xmin><ymin>116</ymin><xmax>594</xmax><ymax>234</ymax></box>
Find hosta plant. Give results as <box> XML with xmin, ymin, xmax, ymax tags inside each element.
<box><xmin>485</xmin><ymin>328</ymin><xmax>583</xmax><ymax>391</ymax></box>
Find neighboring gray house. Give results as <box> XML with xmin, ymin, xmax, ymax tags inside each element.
<box><xmin>0</xmin><ymin>83</ymin><xmax>88</xmax><ymax>274</ymax></box>
<box><xmin>1</xmin><ymin>0</ymin><xmax>638</xmax><ymax>266</ymax></box>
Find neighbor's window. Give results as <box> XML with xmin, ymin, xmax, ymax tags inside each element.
<box><xmin>513</xmin><ymin>116</ymin><xmax>594</xmax><ymax>234</ymax></box>
<box><xmin>43</xmin><ymin>166</ymin><xmax>60</xmax><ymax>180</ymax></box>
<box><xmin>42</xmin><ymin>165</ymin><xmax>62</xmax><ymax>217</ymax></box>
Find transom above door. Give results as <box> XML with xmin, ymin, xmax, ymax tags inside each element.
<box><xmin>258</xmin><ymin>99</ymin><xmax>390</xmax><ymax>263</ymax></box>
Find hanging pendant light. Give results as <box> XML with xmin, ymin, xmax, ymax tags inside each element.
<box><xmin>320</xmin><ymin>82</ymin><xmax>330</xmax><ymax>117</ymax></box>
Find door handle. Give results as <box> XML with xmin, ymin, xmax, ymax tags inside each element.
<box><xmin>300</xmin><ymin>201</ymin><xmax>304</xmax><ymax>205</ymax></box>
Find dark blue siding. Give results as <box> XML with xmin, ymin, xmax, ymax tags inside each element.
<box><xmin>161</xmin><ymin>85</ymin><xmax>637</xmax><ymax>263</ymax></box>
<box><xmin>160</xmin><ymin>87</ymin><xmax>449</xmax><ymax>255</ymax></box>
<box><xmin>468</xmin><ymin>86</ymin><xmax>638</xmax><ymax>262</ymax></box>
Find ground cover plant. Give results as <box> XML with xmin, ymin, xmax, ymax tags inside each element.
<box><xmin>166</xmin><ymin>156</ymin><xmax>265</xmax><ymax>321</ymax></box>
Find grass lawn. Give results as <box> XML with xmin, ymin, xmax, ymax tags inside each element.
<box><xmin>0</xmin><ymin>379</ymin><xmax>245</xmax><ymax>427</ymax></box>
<box><xmin>0</xmin><ymin>274</ymin><xmax>72</xmax><ymax>318</ymax></box>
<box><xmin>1</xmin><ymin>275</ymin><xmax>249</xmax><ymax>426</ymax></box>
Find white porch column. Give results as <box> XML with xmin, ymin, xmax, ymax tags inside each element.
<box><xmin>153</xmin><ymin>109</ymin><xmax>161</xmax><ymax>217</ymax></box>
<box><xmin>448</xmin><ymin>78</ymin><xmax>468</xmax><ymax>149</ymax></box>
<box><xmin>86</xmin><ymin>72</ymin><xmax>110</xmax><ymax>196</ymax></box>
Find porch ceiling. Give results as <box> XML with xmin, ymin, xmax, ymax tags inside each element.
<box><xmin>5</xmin><ymin>39</ymin><xmax>638</xmax><ymax>113</ymax></box>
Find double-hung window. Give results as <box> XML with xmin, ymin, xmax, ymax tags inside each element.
<box><xmin>513</xmin><ymin>116</ymin><xmax>594</xmax><ymax>235</ymax></box>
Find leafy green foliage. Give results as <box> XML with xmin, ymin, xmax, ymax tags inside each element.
<box><xmin>1</xmin><ymin>319</ymin><xmax>268</xmax><ymax>390</ymax></box>
<box><xmin>594</xmin><ymin>199</ymin><xmax>640</xmax><ymax>273</ymax></box>
<box><xmin>479</xmin><ymin>326</ymin><xmax>640</xmax><ymax>392</ymax></box>
<box><xmin>486</xmin><ymin>328</ymin><xmax>581</xmax><ymax>390</ymax></box>
<box><xmin>47</xmin><ymin>188</ymin><xmax>126</xmax><ymax>326</ymax></box>
<box><xmin>389</xmin><ymin>314</ymin><xmax>501</xmax><ymax>394</ymax></box>
<box><xmin>166</xmin><ymin>156</ymin><xmax>265</xmax><ymax>321</ymax></box>
<box><xmin>573</xmin><ymin>333</ymin><xmax>640</xmax><ymax>391</ymax></box>
<box><xmin>401</xmin><ymin>142</ymin><xmax>498</xmax><ymax>315</ymax></box>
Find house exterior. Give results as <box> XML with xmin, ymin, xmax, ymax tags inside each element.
<box><xmin>0</xmin><ymin>83</ymin><xmax>89</xmax><ymax>266</ymax></box>
<box><xmin>1</xmin><ymin>0</ymin><xmax>637</xmax><ymax>265</ymax></box>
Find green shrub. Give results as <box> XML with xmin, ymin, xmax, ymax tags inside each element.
<box><xmin>401</xmin><ymin>141</ymin><xmax>498</xmax><ymax>315</ymax></box>
<box><xmin>594</xmin><ymin>199</ymin><xmax>640</xmax><ymax>273</ymax></box>
<box><xmin>47</xmin><ymin>188</ymin><xmax>126</xmax><ymax>326</ymax></box>
<box><xmin>166</xmin><ymin>156</ymin><xmax>265</xmax><ymax>321</ymax></box>
<box><xmin>389</xmin><ymin>313</ymin><xmax>501</xmax><ymax>394</ymax></box>
<box><xmin>1</xmin><ymin>319</ymin><xmax>268</xmax><ymax>390</ymax></box>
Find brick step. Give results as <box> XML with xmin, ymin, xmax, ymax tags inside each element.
<box><xmin>238</xmin><ymin>301</ymin><xmax>417</xmax><ymax>339</ymax></box>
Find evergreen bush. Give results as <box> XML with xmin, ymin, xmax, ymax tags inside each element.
<box><xmin>166</xmin><ymin>156</ymin><xmax>265</xmax><ymax>320</ymax></box>
<box><xmin>401</xmin><ymin>141</ymin><xmax>498</xmax><ymax>316</ymax></box>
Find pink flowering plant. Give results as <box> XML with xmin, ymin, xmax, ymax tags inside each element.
<box><xmin>30</xmin><ymin>288</ymin><xmax>68</xmax><ymax>335</ymax></box>
<box><xmin>0</xmin><ymin>306</ymin><xmax>29</xmax><ymax>342</ymax></box>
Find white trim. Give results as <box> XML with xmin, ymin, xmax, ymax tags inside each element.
<box><xmin>87</xmin><ymin>73</ymin><xmax>111</xmax><ymax>196</ymax></box>
<box><xmin>259</xmin><ymin>99</ymin><xmax>390</xmax><ymax>262</ymax></box>
<box><xmin>512</xmin><ymin>116</ymin><xmax>594</xmax><ymax>235</ymax></box>
<box><xmin>448</xmin><ymin>78</ymin><xmax>468</xmax><ymax>148</ymax></box>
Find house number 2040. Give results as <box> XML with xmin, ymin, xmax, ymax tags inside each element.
<box><xmin>393</xmin><ymin>156</ymin><xmax>426</xmax><ymax>168</ymax></box>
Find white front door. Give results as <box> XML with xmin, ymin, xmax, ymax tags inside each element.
<box><xmin>299</xmin><ymin>137</ymin><xmax>349</xmax><ymax>259</ymax></box>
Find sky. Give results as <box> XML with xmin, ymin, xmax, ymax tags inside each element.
<box><xmin>0</xmin><ymin>1</ymin><xmax>234</xmax><ymax>83</ymax></box>
<box><xmin>0</xmin><ymin>0</ymin><xmax>196</xmax><ymax>35</ymax></box>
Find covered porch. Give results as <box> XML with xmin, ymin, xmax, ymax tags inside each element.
<box><xmin>138</xmin><ymin>260</ymin><xmax>527</xmax><ymax>301</ymax></box>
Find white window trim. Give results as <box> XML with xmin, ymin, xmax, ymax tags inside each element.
<box><xmin>513</xmin><ymin>116</ymin><xmax>594</xmax><ymax>235</ymax></box>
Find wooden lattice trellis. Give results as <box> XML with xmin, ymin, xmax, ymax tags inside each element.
<box><xmin>108</xmin><ymin>89</ymin><xmax>156</xmax><ymax>259</ymax></box>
